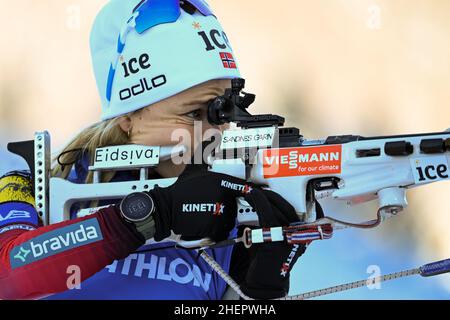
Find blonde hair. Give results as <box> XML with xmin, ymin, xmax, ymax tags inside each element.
<box><xmin>51</xmin><ymin>112</ymin><xmax>136</xmax><ymax>184</ymax></box>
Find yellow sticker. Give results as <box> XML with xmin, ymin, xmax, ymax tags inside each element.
<box><xmin>0</xmin><ymin>174</ymin><xmax>35</xmax><ymax>206</ymax></box>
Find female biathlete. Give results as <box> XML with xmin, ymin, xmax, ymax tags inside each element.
<box><xmin>0</xmin><ymin>0</ymin><xmax>305</xmax><ymax>299</ymax></box>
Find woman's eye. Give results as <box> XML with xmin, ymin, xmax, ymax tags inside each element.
<box><xmin>185</xmin><ymin>109</ymin><xmax>203</xmax><ymax>120</ymax></box>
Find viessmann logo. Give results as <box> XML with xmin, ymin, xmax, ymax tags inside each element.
<box><xmin>263</xmin><ymin>145</ymin><xmax>342</xmax><ymax>178</ymax></box>
<box><xmin>10</xmin><ymin>218</ymin><xmax>103</xmax><ymax>269</ymax></box>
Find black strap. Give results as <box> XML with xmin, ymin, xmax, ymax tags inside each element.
<box><xmin>57</xmin><ymin>148</ymin><xmax>83</xmax><ymax>172</ymax></box>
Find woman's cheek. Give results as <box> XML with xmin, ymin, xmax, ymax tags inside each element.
<box><xmin>131</xmin><ymin>121</ymin><xmax>192</xmax><ymax>147</ymax></box>
<box><xmin>130</xmin><ymin>119</ymin><xmax>221</xmax><ymax>160</ymax></box>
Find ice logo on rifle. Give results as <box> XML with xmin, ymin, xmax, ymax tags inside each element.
<box><xmin>10</xmin><ymin>219</ymin><xmax>103</xmax><ymax>269</ymax></box>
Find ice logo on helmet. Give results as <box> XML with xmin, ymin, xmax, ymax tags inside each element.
<box><xmin>121</xmin><ymin>53</ymin><xmax>151</xmax><ymax>78</ymax></box>
<box><xmin>197</xmin><ymin>29</ymin><xmax>231</xmax><ymax>52</ymax></box>
<box><xmin>116</xmin><ymin>52</ymin><xmax>169</xmax><ymax>101</ymax></box>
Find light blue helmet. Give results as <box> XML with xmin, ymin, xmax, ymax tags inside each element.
<box><xmin>90</xmin><ymin>0</ymin><xmax>241</xmax><ymax>120</ymax></box>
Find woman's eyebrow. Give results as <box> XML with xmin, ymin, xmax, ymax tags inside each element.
<box><xmin>183</xmin><ymin>98</ymin><xmax>210</xmax><ymax>107</ymax></box>
<box><xmin>183</xmin><ymin>92</ymin><xmax>223</xmax><ymax>107</ymax></box>
<box><xmin>176</xmin><ymin>87</ymin><xmax>227</xmax><ymax>111</ymax></box>
<box><xmin>174</xmin><ymin>100</ymin><xmax>207</xmax><ymax>114</ymax></box>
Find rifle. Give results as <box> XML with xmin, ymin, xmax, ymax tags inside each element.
<box><xmin>7</xmin><ymin>77</ymin><xmax>450</xmax><ymax>299</ymax></box>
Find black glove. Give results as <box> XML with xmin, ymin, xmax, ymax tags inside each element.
<box><xmin>148</xmin><ymin>163</ymin><xmax>253</xmax><ymax>243</ymax></box>
<box><xmin>239</xmin><ymin>188</ymin><xmax>307</xmax><ymax>299</ymax></box>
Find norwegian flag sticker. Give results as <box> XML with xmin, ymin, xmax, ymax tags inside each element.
<box><xmin>220</xmin><ymin>52</ymin><xmax>237</xmax><ymax>69</ymax></box>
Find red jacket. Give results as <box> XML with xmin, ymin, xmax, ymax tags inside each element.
<box><xmin>0</xmin><ymin>171</ymin><xmax>144</xmax><ymax>299</ymax></box>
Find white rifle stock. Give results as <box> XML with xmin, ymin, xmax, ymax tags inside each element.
<box><xmin>7</xmin><ymin>128</ymin><xmax>450</xmax><ymax>232</ymax></box>
<box><xmin>210</xmin><ymin>129</ymin><xmax>450</xmax><ymax>227</ymax></box>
